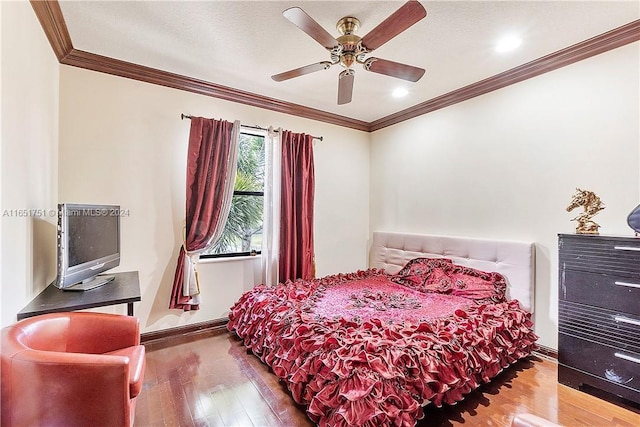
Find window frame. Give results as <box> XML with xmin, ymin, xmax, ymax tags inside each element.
<box><xmin>199</xmin><ymin>128</ymin><xmax>265</xmax><ymax>260</ymax></box>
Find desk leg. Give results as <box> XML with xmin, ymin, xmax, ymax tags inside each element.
<box><xmin>128</xmin><ymin>303</ymin><xmax>134</xmax><ymax>316</ymax></box>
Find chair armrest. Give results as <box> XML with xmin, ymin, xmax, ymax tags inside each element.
<box><xmin>67</xmin><ymin>312</ymin><xmax>141</xmax><ymax>353</ymax></box>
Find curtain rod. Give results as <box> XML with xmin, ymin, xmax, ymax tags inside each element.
<box><xmin>181</xmin><ymin>114</ymin><xmax>323</xmax><ymax>142</ymax></box>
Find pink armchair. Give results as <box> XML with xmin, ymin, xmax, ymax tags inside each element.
<box><xmin>1</xmin><ymin>312</ymin><xmax>145</xmax><ymax>427</ymax></box>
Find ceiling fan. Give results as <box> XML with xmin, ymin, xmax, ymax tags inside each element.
<box><xmin>271</xmin><ymin>0</ymin><xmax>427</xmax><ymax>105</ymax></box>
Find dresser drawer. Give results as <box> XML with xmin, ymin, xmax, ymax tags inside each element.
<box><xmin>559</xmin><ymin>333</ymin><xmax>640</xmax><ymax>394</ymax></box>
<box><xmin>559</xmin><ymin>235</ymin><xmax>640</xmax><ymax>279</ymax></box>
<box><xmin>559</xmin><ymin>301</ymin><xmax>640</xmax><ymax>354</ymax></box>
<box><xmin>560</xmin><ymin>270</ymin><xmax>640</xmax><ymax>316</ymax></box>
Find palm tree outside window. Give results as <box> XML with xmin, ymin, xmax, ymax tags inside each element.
<box><xmin>200</xmin><ymin>130</ymin><xmax>265</xmax><ymax>258</ymax></box>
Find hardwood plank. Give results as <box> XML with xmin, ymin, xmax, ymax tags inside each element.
<box><xmin>135</xmin><ymin>330</ymin><xmax>640</xmax><ymax>427</ymax></box>
<box><xmin>157</xmin><ymin>381</ymin><xmax>181</xmax><ymax>426</ymax></box>
<box><xmin>181</xmin><ymin>380</ymin><xmax>214</xmax><ymax>426</ymax></box>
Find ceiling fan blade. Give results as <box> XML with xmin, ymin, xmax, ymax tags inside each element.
<box><xmin>337</xmin><ymin>69</ymin><xmax>355</xmax><ymax>105</ymax></box>
<box><xmin>360</xmin><ymin>0</ymin><xmax>427</xmax><ymax>51</ymax></box>
<box><xmin>364</xmin><ymin>58</ymin><xmax>425</xmax><ymax>82</ymax></box>
<box><xmin>272</xmin><ymin>61</ymin><xmax>332</xmax><ymax>82</ymax></box>
<box><xmin>283</xmin><ymin>7</ymin><xmax>339</xmax><ymax>50</ymax></box>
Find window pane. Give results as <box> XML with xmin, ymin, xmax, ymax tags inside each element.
<box><xmin>201</xmin><ymin>131</ymin><xmax>265</xmax><ymax>257</ymax></box>
<box><xmin>204</xmin><ymin>194</ymin><xmax>263</xmax><ymax>255</ymax></box>
<box><xmin>235</xmin><ymin>133</ymin><xmax>265</xmax><ymax>192</ymax></box>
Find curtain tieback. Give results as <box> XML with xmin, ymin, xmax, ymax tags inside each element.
<box><xmin>182</xmin><ymin>248</ymin><xmax>201</xmax><ymax>297</ymax></box>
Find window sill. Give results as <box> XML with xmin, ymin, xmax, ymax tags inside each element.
<box><xmin>199</xmin><ymin>255</ymin><xmax>261</xmax><ymax>264</ymax></box>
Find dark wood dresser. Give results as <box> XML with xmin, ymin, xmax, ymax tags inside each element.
<box><xmin>558</xmin><ymin>234</ymin><xmax>640</xmax><ymax>405</ymax></box>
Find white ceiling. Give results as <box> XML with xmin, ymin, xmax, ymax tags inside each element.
<box><xmin>59</xmin><ymin>1</ymin><xmax>639</xmax><ymax>123</ymax></box>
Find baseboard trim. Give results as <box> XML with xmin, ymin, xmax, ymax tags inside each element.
<box><xmin>141</xmin><ymin>317</ymin><xmax>229</xmax><ymax>344</ymax></box>
<box><xmin>534</xmin><ymin>344</ymin><xmax>558</xmax><ymax>360</ymax></box>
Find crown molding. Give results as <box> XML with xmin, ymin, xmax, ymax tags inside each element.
<box><xmin>60</xmin><ymin>49</ymin><xmax>370</xmax><ymax>132</ymax></box>
<box><xmin>369</xmin><ymin>19</ymin><xmax>640</xmax><ymax>131</ymax></box>
<box><xmin>30</xmin><ymin>1</ymin><xmax>639</xmax><ymax>133</ymax></box>
<box><xmin>30</xmin><ymin>0</ymin><xmax>73</xmax><ymax>61</ymax></box>
<box><xmin>29</xmin><ymin>0</ymin><xmax>369</xmax><ymax>132</ymax></box>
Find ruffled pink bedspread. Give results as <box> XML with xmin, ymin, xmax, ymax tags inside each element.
<box><xmin>227</xmin><ymin>269</ymin><xmax>537</xmax><ymax>427</ymax></box>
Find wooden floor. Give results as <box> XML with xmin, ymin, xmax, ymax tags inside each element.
<box><xmin>135</xmin><ymin>329</ymin><xmax>640</xmax><ymax>427</ymax></box>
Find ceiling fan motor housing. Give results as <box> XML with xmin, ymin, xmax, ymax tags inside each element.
<box><xmin>336</xmin><ymin>17</ymin><xmax>367</xmax><ymax>69</ymax></box>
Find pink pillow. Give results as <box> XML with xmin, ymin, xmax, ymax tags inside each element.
<box><xmin>393</xmin><ymin>258</ymin><xmax>507</xmax><ymax>304</ymax></box>
<box><xmin>444</xmin><ymin>267</ymin><xmax>507</xmax><ymax>303</ymax></box>
<box><xmin>391</xmin><ymin>258</ymin><xmax>452</xmax><ymax>288</ymax></box>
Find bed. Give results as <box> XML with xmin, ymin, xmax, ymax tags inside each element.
<box><xmin>227</xmin><ymin>232</ymin><xmax>538</xmax><ymax>427</ymax></box>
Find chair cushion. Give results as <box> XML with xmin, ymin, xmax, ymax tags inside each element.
<box><xmin>106</xmin><ymin>345</ymin><xmax>146</xmax><ymax>398</ymax></box>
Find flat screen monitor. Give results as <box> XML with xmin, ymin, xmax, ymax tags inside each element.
<box><xmin>54</xmin><ymin>203</ymin><xmax>121</xmax><ymax>291</ymax></box>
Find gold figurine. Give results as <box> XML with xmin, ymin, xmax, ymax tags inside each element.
<box><xmin>566</xmin><ymin>188</ymin><xmax>605</xmax><ymax>234</ymax></box>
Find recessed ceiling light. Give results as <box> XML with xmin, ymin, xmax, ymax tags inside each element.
<box><xmin>392</xmin><ymin>88</ymin><xmax>409</xmax><ymax>98</ymax></box>
<box><xmin>495</xmin><ymin>35</ymin><xmax>522</xmax><ymax>53</ymax></box>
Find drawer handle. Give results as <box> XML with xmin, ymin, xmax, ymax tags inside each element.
<box><xmin>614</xmin><ymin>315</ymin><xmax>640</xmax><ymax>326</ymax></box>
<box><xmin>615</xmin><ymin>281</ymin><xmax>640</xmax><ymax>289</ymax></box>
<box><xmin>614</xmin><ymin>352</ymin><xmax>640</xmax><ymax>365</ymax></box>
<box><xmin>614</xmin><ymin>246</ymin><xmax>640</xmax><ymax>252</ymax></box>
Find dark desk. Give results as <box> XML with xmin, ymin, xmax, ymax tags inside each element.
<box><xmin>17</xmin><ymin>271</ymin><xmax>141</xmax><ymax>320</ymax></box>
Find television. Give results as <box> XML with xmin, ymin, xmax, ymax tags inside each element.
<box><xmin>54</xmin><ymin>203</ymin><xmax>121</xmax><ymax>291</ymax></box>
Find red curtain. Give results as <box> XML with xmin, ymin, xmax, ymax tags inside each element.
<box><xmin>170</xmin><ymin>117</ymin><xmax>236</xmax><ymax>311</ymax></box>
<box><xmin>279</xmin><ymin>131</ymin><xmax>315</xmax><ymax>282</ymax></box>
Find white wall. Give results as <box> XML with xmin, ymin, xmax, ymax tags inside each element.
<box><xmin>0</xmin><ymin>0</ymin><xmax>59</xmax><ymax>327</ymax></box>
<box><xmin>58</xmin><ymin>66</ymin><xmax>370</xmax><ymax>333</ymax></box>
<box><xmin>370</xmin><ymin>42</ymin><xmax>640</xmax><ymax>349</ymax></box>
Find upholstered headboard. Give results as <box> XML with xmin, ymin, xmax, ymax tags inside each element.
<box><xmin>369</xmin><ymin>231</ymin><xmax>536</xmax><ymax>312</ymax></box>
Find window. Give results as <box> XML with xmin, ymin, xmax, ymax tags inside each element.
<box><xmin>200</xmin><ymin>130</ymin><xmax>265</xmax><ymax>258</ymax></box>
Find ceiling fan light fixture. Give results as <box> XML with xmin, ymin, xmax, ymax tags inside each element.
<box><xmin>340</xmin><ymin>53</ymin><xmax>357</xmax><ymax>68</ymax></box>
<box><xmin>495</xmin><ymin>35</ymin><xmax>522</xmax><ymax>53</ymax></box>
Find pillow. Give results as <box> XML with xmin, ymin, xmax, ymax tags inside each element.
<box><xmin>444</xmin><ymin>266</ymin><xmax>507</xmax><ymax>304</ymax></box>
<box><xmin>391</xmin><ymin>257</ymin><xmax>452</xmax><ymax>288</ymax></box>
<box><xmin>392</xmin><ymin>258</ymin><xmax>507</xmax><ymax>304</ymax></box>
